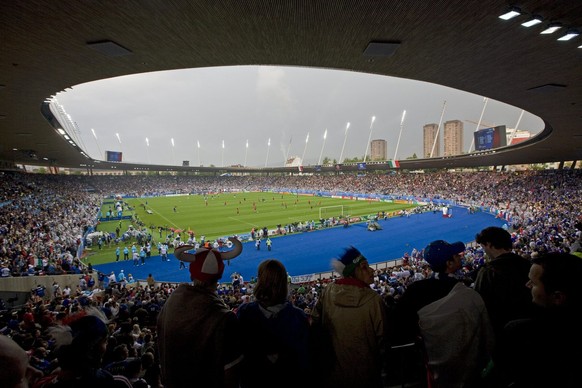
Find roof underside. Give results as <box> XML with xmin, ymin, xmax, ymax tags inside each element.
<box><xmin>1</xmin><ymin>0</ymin><xmax>581</xmax><ymax>170</ymax></box>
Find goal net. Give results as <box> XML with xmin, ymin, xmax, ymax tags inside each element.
<box><xmin>319</xmin><ymin>205</ymin><xmax>350</xmax><ymax>220</ymax></box>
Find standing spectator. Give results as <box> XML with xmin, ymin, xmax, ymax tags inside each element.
<box><xmin>392</xmin><ymin>240</ymin><xmax>467</xmax><ymax>345</ymax></box>
<box><xmin>311</xmin><ymin>246</ymin><xmax>388</xmax><ymax>388</ymax></box>
<box><xmin>474</xmin><ymin>227</ymin><xmax>533</xmax><ymax>342</ymax></box>
<box><xmin>497</xmin><ymin>253</ymin><xmax>582</xmax><ymax>387</ymax></box>
<box><xmin>146</xmin><ymin>274</ymin><xmax>155</xmax><ymax>289</ymax></box>
<box><xmin>157</xmin><ymin>238</ymin><xmax>244</xmax><ymax>388</ymax></box>
<box><xmin>237</xmin><ymin>259</ymin><xmax>310</xmax><ymax>388</ymax></box>
<box><xmin>393</xmin><ymin>239</ymin><xmax>493</xmax><ymax>387</ymax></box>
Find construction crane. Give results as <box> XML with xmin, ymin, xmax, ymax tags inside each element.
<box><xmin>464</xmin><ymin>119</ymin><xmax>497</xmax><ymax>129</ymax></box>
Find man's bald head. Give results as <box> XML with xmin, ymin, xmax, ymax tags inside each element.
<box><xmin>0</xmin><ymin>335</ymin><xmax>40</xmax><ymax>388</ymax></box>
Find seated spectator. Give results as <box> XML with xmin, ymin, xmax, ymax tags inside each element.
<box><xmin>36</xmin><ymin>309</ymin><xmax>131</xmax><ymax>387</ymax></box>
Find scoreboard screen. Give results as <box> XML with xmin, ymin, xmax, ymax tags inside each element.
<box><xmin>474</xmin><ymin>125</ymin><xmax>507</xmax><ymax>151</ymax></box>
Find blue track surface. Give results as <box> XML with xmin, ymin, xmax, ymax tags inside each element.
<box><xmin>94</xmin><ymin>206</ymin><xmax>505</xmax><ymax>283</ymax></box>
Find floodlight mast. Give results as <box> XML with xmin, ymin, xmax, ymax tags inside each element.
<box><xmin>363</xmin><ymin>116</ymin><xmax>376</xmax><ymax>163</ymax></box>
<box><xmin>244</xmin><ymin>140</ymin><xmax>249</xmax><ymax>167</ymax></box>
<box><xmin>265</xmin><ymin>138</ymin><xmax>271</xmax><ymax>168</ymax></box>
<box><xmin>301</xmin><ymin>132</ymin><xmax>309</xmax><ymax>166</ymax></box>
<box><xmin>430</xmin><ymin>101</ymin><xmax>446</xmax><ymax>158</ymax></box>
<box><xmin>394</xmin><ymin>110</ymin><xmax>406</xmax><ymax>161</ymax></box>
<box><xmin>469</xmin><ymin>97</ymin><xmax>489</xmax><ymax>153</ymax></box>
<box><xmin>145</xmin><ymin>137</ymin><xmax>150</xmax><ymax>164</ymax></box>
<box><xmin>318</xmin><ymin>128</ymin><xmax>328</xmax><ymax>165</ymax></box>
<box><xmin>339</xmin><ymin>122</ymin><xmax>350</xmax><ymax>164</ymax></box>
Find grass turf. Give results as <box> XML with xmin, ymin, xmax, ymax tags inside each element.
<box><xmin>88</xmin><ymin>193</ymin><xmax>416</xmax><ymax>265</ymax></box>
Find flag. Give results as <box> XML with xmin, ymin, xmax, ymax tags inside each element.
<box><xmin>388</xmin><ymin>160</ymin><xmax>400</xmax><ymax>168</ymax></box>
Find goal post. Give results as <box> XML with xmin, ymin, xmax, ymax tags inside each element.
<box><xmin>319</xmin><ymin>205</ymin><xmax>350</xmax><ymax>219</ymax></box>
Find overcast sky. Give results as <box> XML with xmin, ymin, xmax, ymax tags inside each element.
<box><xmin>55</xmin><ymin>66</ymin><xmax>544</xmax><ymax>167</ymax></box>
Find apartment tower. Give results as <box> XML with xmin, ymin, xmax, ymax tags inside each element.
<box><xmin>423</xmin><ymin>123</ymin><xmax>440</xmax><ymax>157</ymax></box>
<box><xmin>370</xmin><ymin>139</ymin><xmax>387</xmax><ymax>161</ymax></box>
<box><xmin>443</xmin><ymin>120</ymin><xmax>464</xmax><ymax>156</ymax></box>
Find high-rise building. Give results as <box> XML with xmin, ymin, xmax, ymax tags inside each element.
<box><xmin>444</xmin><ymin>120</ymin><xmax>464</xmax><ymax>156</ymax></box>
<box><xmin>370</xmin><ymin>139</ymin><xmax>387</xmax><ymax>161</ymax></box>
<box><xmin>423</xmin><ymin>124</ymin><xmax>440</xmax><ymax>158</ymax></box>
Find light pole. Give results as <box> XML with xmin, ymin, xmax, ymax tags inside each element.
<box><xmin>221</xmin><ymin>140</ymin><xmax>225</xmax><ymax>167</ymax></box>
<box><xmin>339</xmin><ymin>122</ymin><xmax>350</xmax><ymax>164</ymax></box>
<box><xmin>171</xmin><ymin>138</ymin><xmax>176</xmax><ymax>165</ymax></box>
<box><xmin>265</xmin><ymin>138</ymin><xmax>271</xmax><ymax>167</ymax></box>
<box><xmin>145</xmin><ymin>137</ymin><xmax>151</xmax><ymax>164</ymax></box>
<box><xmin>197</xmin><ymin>140</ymin><xmax>201</xmax><ymax>166</ymax></box>
<box><xmin>90</xmin><ymin>128</ymin><xmax>103</xmax><ymax>159</ymax></box>
<box><xmin>318</xmin><ymin>128</ymin><xmax>328</xmax><ymax>165</ymax></box>
<box><xmin>115</xmin><ymin>132</ymin><xmax>123</xmax><ymax>161</ymax></box>
<box><xmin>469</xmin><ymin>97</ymin><xmax>489</xmax><ymax>153</ymax></box>
<box><xmin>363</xmin><ymin>116</ymin><xmax>375</xmax><ymax>162</ymax></box>
<box><xmin>394</xmin><ymin>110</ymin><xmax>406</xmax><ymax>161</ymax></box>
<box><xmin>244</xmin><ymin>139</ymin><xmax>249</xmax><ymax>166</ymax></box>
<box><xmin>301</xmin><ymin>132</ymin><xmax>309</xmax><ymax>165</ymax></box>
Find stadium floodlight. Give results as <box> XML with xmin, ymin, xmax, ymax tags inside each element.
<box><xmin>171</xmin><ymin>138</ymin><xmax>176</xmax><ymax>165</ymax></box>
<box><xmin>318</xmin><ymin>128</ymin><xmax>328</xmax><ymax>166</ymax></box>
<box><xmin>498</xmin><ymin>7</ymin><xmax>521</xmax><ymax>21</ymax></box>
<box><xmin>521</xmin><ymin>16</ymin><xmax>543</xmax><ymax>27</ymax></box>
<box><xmin>197</xmin><ymin>140</ymin><xmax>201</xmax><ymax>166</ymax></box>
<box><xmin>265</xmin><ymin>138</ymin><xmax>271</xmax><ymax>168</ymax></box>
<box><xmin>57</xmin><ymin>128</ymin><xmax>66</xmax><ymax>135</ymax></box>
<box><xmin>394</xmin><ymin>110</ymin><xmax>406</xmax><ymax>161</ymax></box>
<box><xmin>244</xmin><ymin>139</ymin><xmax>249</xmax><ymax>166</ymax></box>
<box><xmin>363</xmin><ymin>116</ymin><xmax>376</xmax><ymax>163</ymax></box>
<box><xmin>301</xmin><ymin>131</ymin><xmax>310</xmax><ymax>166</ymax></box>
<box><xmin>221</xmin><ymin>140</ymin><xmax>225</xmax><ymax>167</ymax></box>
<box><xmin>145</xmin><ymin>137</ymin><xmax>150</xmax><ymax>164</ymax></box>
<box><xmin>91</xmin><ymin>128</ymin><xmax>103</xmax><ymax>160</ymax></box>
<box><xmin>339</xmin><ymin>122</ymin><xmax>350</xmax><ymax>164</ymax></box>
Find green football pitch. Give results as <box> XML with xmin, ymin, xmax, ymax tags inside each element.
<box><xmin>89</xmin><ymin>192</ymin><xmax>416</xmax><ymax>265</ymax></box>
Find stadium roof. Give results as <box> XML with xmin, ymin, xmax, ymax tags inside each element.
<box><xmin>1</xmin><ymin>0</ymin><xmax>581</xmax><ymax>171</ymax></box>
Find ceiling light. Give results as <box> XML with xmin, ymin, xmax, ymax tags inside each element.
<box><xmin>57</xmin><ymin>128</ymin><xmax>66</xmax><ymax>135</ymax></box>
<box><xmin>87</xmin><ymin>40</ymin><xmax>132</xmax><ymax>57</ymax></box>
<box><xmin>499</xmin><ymin>7</ymin><xmax>521</xmax><ymax>20</ymax></box>
<box><xmin>363</xmin><ymin>41</ymin><xmax>401</xmax><ymax>57</ymax></box>
<box><xmin>557</xmin><ymin>30</ymin><xmax>580</xmax><ymax>41</ymax></box>
<box><xmin>521</xmin><ymin>16</ymin><xmax>543</xmax><ymax>27</ymax></box>
<box><xmin>64</xmin><ymin>134</ymin><xmax>70</xmax><ymax>140</ymax></box>
<box><xmin>541</xmin><ymin>23</ymin><xmax>562</xmax><ymax>34</ymax></box>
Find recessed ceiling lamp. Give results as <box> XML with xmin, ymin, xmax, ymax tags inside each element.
<box><xmin>521</xmin><ymin>16</ymin><xmax>543</xmax><ymax>27</ymax></box>
<box><xmin>87</xmin><ymin>40</ymin><xmax>132</xmax><ymax>57</ymax></box>
<box><xmin>499</xmin><ymin>7</ymin><xmax>521</xmax><ymax>20</ymax></box>
<box><xmin>541</xmin><ymin>23</ymin><xmax>562</xmax><ymax>34</ymax></box>
<box><xmin>557</xmin><ymin>30</ymin><xmax>580</xmax><ymax>41</ymax></box>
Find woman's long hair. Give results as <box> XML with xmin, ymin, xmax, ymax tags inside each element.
<box><xmin>253</xmin><ymin>259</ymin><xmax>289</xmax><ymax>307</ymax></box>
